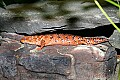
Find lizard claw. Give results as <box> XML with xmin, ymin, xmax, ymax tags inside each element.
<box><xmin>30</xmin><ymin>46</ymin><xmax>43</xmax><ymax>53</ymax></box>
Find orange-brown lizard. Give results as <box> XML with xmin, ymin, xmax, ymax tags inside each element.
<box><xmin>20</xmin><ymin>34</ymin><xmax>109</xmax><ymax>50</ymax></box>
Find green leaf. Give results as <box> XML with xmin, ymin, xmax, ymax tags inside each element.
<box><xmin>94</xmin><ymin>0</ymin><xmax>120</xmax><ymax>33</ymax></box>
<box><xmin>0</xmin><ymin>0</ymin><xmax>6</xmax><ymax>9</ymax></box>
<box><xmin>105</xmin><ymin>0</ymin><xmax>120</xmax><ymax>8</ymax></box>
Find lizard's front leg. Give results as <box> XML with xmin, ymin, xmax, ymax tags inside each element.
<box><xmin>30</xmin><ymin>40</ymin><xmax>45</xmax><ymax>53</ymax></box>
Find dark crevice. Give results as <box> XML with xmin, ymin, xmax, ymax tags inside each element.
<box><xmin>0</xmin><ymin>23</ymin><xmax>118</xmax><ymax>38</ymax></box>
<box><xmin>39</xmin><ymin>23</ymin><xmax>117</xmax><ymax>38</ymax></box>
<box><xmin>116</xmin><ymin>48</ymin><xmax>120</xmax><ymax>55</ymax></box>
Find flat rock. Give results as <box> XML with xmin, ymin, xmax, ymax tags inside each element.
<box><xmin>0</xmin><ymin>1</ymin><xmax>119</xmax><ymax>34</ymax></box>
<box><xmin>109</xmin><ymin>30</ymin><xmax>120</xmax><ymax>49</ymax></box>
<box><xmin>0</xmin><ymin>50</ymin><xmax>17</xmax><ymax>78</ymax></box>
<box><xmin>0</xmin><ymin>32</ymin><xmax>118</xmax><ymax>80</ymax></box>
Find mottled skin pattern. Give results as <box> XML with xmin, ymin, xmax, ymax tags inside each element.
<box><xmin>20</xmin><ymin>34</ymin><xmax>109</xmax><ymax>50</ymax></box>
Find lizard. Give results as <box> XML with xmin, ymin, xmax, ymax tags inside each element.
<box><xmin>20</xmin><ymin>34</ymin><xmax>109</xmax><ymax>50</ymax></box>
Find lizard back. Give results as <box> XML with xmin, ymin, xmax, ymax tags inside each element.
<box><xmin>21</xmin><ymin>34</ymin><xmax>109</xmax><ymax>48</ymax></box>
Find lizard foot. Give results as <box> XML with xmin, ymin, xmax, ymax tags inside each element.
<box><xmin>30</xmin><ymin>46</ymin><xmax>42</xmax><ymax>53</ymax></box>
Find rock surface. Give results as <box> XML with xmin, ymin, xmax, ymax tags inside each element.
<box><xmin>0</xmin><ymin>1</ymin><xmax>119</xmax><ymax>34</ymax></box>
<box><xmin>0</xmin><ymin>32</ymin><xmax>118</xmax><ymax>80</ymax></box>
<box><xmin>109</xmin><ymin>30</ymin><xmax>120</xmax><ymax>49</ymax></box>
<box><xmin>0</xmin><ymin>1</ymin><xmax>119</xmax><ymax>79</ymax></box>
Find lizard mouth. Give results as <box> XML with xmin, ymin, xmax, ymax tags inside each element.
<box><xmin>20</xmin><ymin>37</ymin><xmax>28</xmax><ymax>43</ymax></box>
<box><xmin>20</xmin><ymin>39</ymin><xmax>25</xmax><ymax>43</ymax></box>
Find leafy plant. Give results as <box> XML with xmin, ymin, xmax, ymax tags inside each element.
<box><xmin>0</xmin><ymin>0</ymin><xmax>6</xmax><ymax>9</ymax></box>
<box><xmin>106</xmin><ymin>0</ymin><xmax>120</xmax><ymax>8</ymax></box>
<box><xmin>94</xmin><ymin>0</ymin><xmax>120</xmax><ymax>33</ymax></box>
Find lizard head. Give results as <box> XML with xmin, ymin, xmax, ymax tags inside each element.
<box><xmin>20</xmin><ymin>36</ymin><xmax>36</xmax><ymax>45</ymax></box>
<box><xmin>20</xmin><ymin>35</ymin><xmax>43</xmax><ymax>45</ymax></box>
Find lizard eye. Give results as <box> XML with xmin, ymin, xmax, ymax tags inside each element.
<box><xmin>86</xmin><ymin>39</ymin><xmax>90</xmax><ymax>44</ymax></box>
<box><xmin>21</xmin><ymin>37</ymin><xmax>26</xmax><ymax>43</ymax></box>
